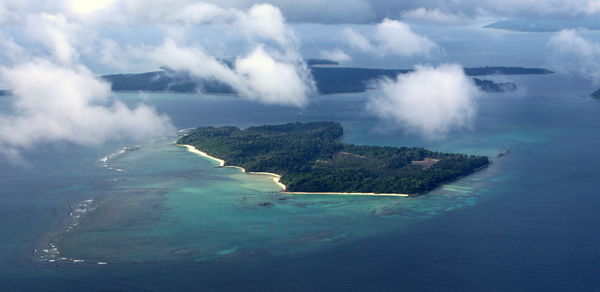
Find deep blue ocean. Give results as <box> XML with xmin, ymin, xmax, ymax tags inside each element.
<box><xmin>2</xmin><ymin>28</ymin><xmax>600</xmax><ymax>291</ymax></box>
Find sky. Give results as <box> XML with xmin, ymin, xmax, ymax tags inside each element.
<box><xmin>1</xmin><ymin>0</ymin><xmax>600</xmax><ymax>162</ymax></box>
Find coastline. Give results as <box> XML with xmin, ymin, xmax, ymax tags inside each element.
<box><xmin>176</xmin><ymin>144</ymin><xmax>286</xmax><ymax>190</ymax></box>
<box><xmin>177</xmin><ymin>144</ymin><xmax>410</xmax><ymax>197</ymax></box>
<box><xmin>178</xmin><ymin>144</ymin><xmax>225</xmax><ymax>167</ymax></box>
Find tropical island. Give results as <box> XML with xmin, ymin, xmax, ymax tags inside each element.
<box><xmin>177</xmin><ymin>122</ymin><xmax>489</xmax><ymax>196</ymax></box>
<box><xmin>101</xmin><ymin>61</ymin><xmax>553</xmax><ymax>96</ymax></box>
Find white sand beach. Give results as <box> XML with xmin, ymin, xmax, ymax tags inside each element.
<box><xmin>177</xmin><ymin>144</ymin><xmax>287</xmax><ymax>190</ymax></box>
<box><xmin>177</xmin><ymin>144</ymin><xmax>225</xmax><ymax>166</ymax></box>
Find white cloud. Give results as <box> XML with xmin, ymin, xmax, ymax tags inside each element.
<box><xmin>0</xmin><ymin>61</ymin><xmax>173</xmax><ymax>161</ymax></box>
<box><xmin>236</xmin><ymin>3</ymin><xmax>293</xmax><ymax>45</ymax></box>
<box><xmin>319</xmin><ymin>48</ymin><xmax>352</xmax><ymax>63</ymax></box>
<box><xmin>149</xmin><ymin>39</ymin><xmax>247</xmax><ymax>91</ymax></box>
<box><xmin>400</xmin><ymin>8</ymin><xmax>463</xmax><ymax>25</ymax></box>
<box><xmin>367</xmin><ymin>64</ymin><xmax>479</xmax><ymax>139</ymax></box>
<box><xmin>344</xmin><ymin>18</ymin><xmax>440</xmax><ymax>58</ymax></box>
<box><xmin>24</xmin><ymin>13</ymin><xmax>80</xmax><ymax>64</ymax></box>
<box><xmin>549</xmin><ymin>29</ymin><xmax>600</xmax><ymax>83</ymax></box>
<box><xmin>149</xmin><ymin>40</ymin><xmax>315</xmax><ymax>107</ymax></box>
<box><xmin>235</xmin><ymin>45</ymin><xmax>314</xmax><ymax>106</ymax></box>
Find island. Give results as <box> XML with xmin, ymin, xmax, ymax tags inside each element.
<box><xmin>177</xmin><ymin>122</ymin><xmax>489</xmax><ymax>196</ymax></box>
<box><xmin>591</xmin><ymin>89</ymin><xmax>600</xmax><ymax>99</ymax></box>
<box><xmin>101</xmin><ymin>62</ymin><xmax>553</xmax><ymax>96</ymax></box>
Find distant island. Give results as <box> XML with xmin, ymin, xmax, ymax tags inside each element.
<box><xmin>592</xmin><ymin>89</ymin><xmax>600</xmax><ymax>99</ymax></box>
<box><xmin>177</xmin><ymin>122</ymin><xmax>489</xmax><ymax>196</ymax></box>
<box><xmin>0</xmin><ymin>61</ymin><xmax>551</xmax><ymax>97</ymax></box>
<box><xmin>101</xmin><ymin>61</ymin><xmax>553</xmax><ymax>96</ymax></box>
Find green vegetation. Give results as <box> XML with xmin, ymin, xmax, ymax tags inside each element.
<box><xmin>177</xmin><ymin>122</ymin><xmax>489</xmax><ymax>195</ymax></box>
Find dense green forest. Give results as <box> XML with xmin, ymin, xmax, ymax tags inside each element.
<box><xmin>177</xmin><ymin>122</ymin><xmax>489</xmax><ymax>195</ymax></box>
<box><xmin>100</xmin><ymin>63</ymin><xmax>552</xmax><ymax>95</ymax></box>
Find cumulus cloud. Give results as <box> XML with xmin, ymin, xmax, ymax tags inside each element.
<box><xmin>549</xmin><ymin>29</ymin><xmax>600</xmax><ymax>83</ymax></box>
<box><xmin>400</xmin><ymin>8</ymin><xmax>463</xmax><ymax>25</ymax></box>
<box><xmin>367</xmin><ymin>64</ymin><xmax>479</xmax><ymax>139</ymax></box>
<box><xmin>149</xmin><ymin>40</ymin><xmax>247</xmax><ymax>90</ymax></box>
<box><xmin>319</xmin><ymin>48</ymin><xmax>352</xmax><ymax>63</ymax></box>
<box><xmin>344</xmin><ymin>19</ymin><xmax>440</xmax><ymax>58</ymax></box>
<box><xmin>0</xmin><ymin>61</ymin><xmax>173</xmax><ymax>162</ymax></box>
<box><xmin>149</xmin><ymin>40</ymin><xmax>314</xmax><ymax>107</ymax></box>
<box><xmin>235</xmin><ymin>45</ymin><xmax>313</xmax><ymax>106</ymax></box>
<box><xmin>236</xmin><ymin>3</ymin><xmax>294</xmax><ymax>45</ymax></box>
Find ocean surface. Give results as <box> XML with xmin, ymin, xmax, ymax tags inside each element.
<box><xmin>3</xmin><ymin>32</ymin><xmax>600</xmax><ymax>290</ymax></box>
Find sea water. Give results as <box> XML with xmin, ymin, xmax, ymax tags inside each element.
<box><xmin>2</xmin><ymin>45</ymin><xmax>600</xmax><ymax>291</ymax></box>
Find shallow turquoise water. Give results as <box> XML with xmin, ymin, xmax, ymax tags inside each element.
<box><xmin>50</xmin><ymin>135</ymin><xmax>498</xmax><ymax>264</ymax></box>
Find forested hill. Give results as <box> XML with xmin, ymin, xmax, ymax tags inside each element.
<box><xmin>177</xmin><ymin>122</ymin><xmax>489</xmax><ymax>195</ymax></box>
<box><xmin>102</xmin><ymin>65</ymin><xmax>552</xmax><ymax>95</ymax></box>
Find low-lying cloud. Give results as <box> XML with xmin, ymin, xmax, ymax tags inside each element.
<box><xmin>367</xmin><ymin>64</ymin><xmax>479</xmax><ymax>139</ymax></box>
<box><xmin>149</xmin><ymin>40</ymin><xmax>315</xmax><ymax>107</ymax></box>
<box><xmin>0</xmin><ymin>61</ymin><xmax>173</xmax><ymax>162</ymax></box>
<box><xmin>235</xmin><ymin>45</ymin><xmax>314</xmax><ymax>106</ymax></box>
<box><xmin>344</xmin><ymin>18</ymin><xmax>440</xmax><ymax>58</ymax></box>
<box><xmin>319</xmin><ymin>49</ymin><xmax>352</xmax><ymax>63</ymax></box>
<box><xmin>549</xmin><ymin>29</ymin><xmax>600</xmax><ymax>83</ymax></box>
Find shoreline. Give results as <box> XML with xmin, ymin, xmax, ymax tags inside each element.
<box><xmin>176</xmin><ymin>144</ymin><xmax>286</xmax><ymax>190</ymax></box>
<box><xmin>177</xmin><ymin>144</ymin><xmax>410</xmax><ymax>197</ymax></box>
<box><xmin>178</xmin><ymin>144</ymin><xmax>225</xmax><ymax>167</ymax></box>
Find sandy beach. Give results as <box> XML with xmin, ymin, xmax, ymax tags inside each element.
<box><xmin>177</xmin><ymin>144</ymin><xmax>225</xmax><ymax>166</ymax></box>
<box><xmin>177</xmin><ymin>144</ymin><xmax>409</xmax><ymax>197</ymax></box>
<box><xmin>177</xmin><ymin>144</ymin><xmax>287</xmax><ymax>190</ymax></box>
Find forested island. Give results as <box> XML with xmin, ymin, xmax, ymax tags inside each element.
<box><xmin>177</xmin><ymin>122</ymin><xmax>489</xmax><ymax>195</ymax></box>
<box><xmin>102</xmin><ymin>62</ymin><xmax>552</xmax><ymax>96</ymax></box>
